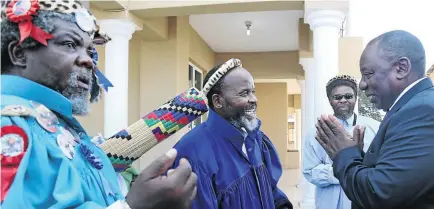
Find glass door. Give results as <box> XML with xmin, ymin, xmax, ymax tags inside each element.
<box><xmin>188</xmin><ymin>63</ymin><xmax>204</xmax><ymax>130</ymax></box>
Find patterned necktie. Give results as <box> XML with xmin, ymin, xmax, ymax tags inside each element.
<box><xmin>240</xmin><ymin>128</ymin><xmax>248</xmax><ymax>157</ymax></box>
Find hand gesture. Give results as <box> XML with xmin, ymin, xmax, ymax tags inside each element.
<box><xmin>353</xmin><ymin>125</ymin><xmax>366</xmax><ymax>151</ymax></box>
<box><xmin>126</xmin><ymin>149</ymin><xmax>197</xmax><ymax>209</ymax></box>
<box><xmin>315</xmin><ymin>115</ymin><xmax>358</xmax><ymax>159</ymax></box>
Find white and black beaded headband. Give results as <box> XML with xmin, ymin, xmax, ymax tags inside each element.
<box><xmin>202</xmin><ymin>58</ymin><xmax>242</xmax><ymax>96</ymax></box>
<box><xmin>326</xmin><ymin>75</ymin><xmax>358</xmax><ymax>88</ymax></box>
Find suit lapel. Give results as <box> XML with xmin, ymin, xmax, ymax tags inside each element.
<box><xmin>389</xmin><ymin>78</ymin><xmax>433</xmax><ymax>115</ymax></box>
<box><xmin>368</xmin><ymin>78</ymin><xmax>433</xmax><ymax>154</ymax></box>
<box><xmin>381</xmin><ymin>78</ymin><xmax>433</xmax><ymax>126</ymax></box>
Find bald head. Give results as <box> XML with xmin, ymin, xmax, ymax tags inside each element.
<box><xmin>366</xmin><ymin>30</ymin><xmax>426</xmax><ymax>77</ymax></box>
<box><xmin>359</xmin><ymin>30</ymin><xmax>427</xmax><ymax>111</ymax></box>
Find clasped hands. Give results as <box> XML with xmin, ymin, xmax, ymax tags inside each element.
<box><xmin>315</xmin><ymin>115</ymin><xmax>366</xmax><ymax>160</ymax></box>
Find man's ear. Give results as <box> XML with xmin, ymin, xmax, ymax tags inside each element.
<box><xmin>395</xmin><ymin>57</ymin><xmax>411</xmax><ymax>80</ymax></box>
<box><xmin>212</xmin><ymin>94</ymin><xmax>224</xmax><ymax>109</ymax></box>
<box><xmin>8</xmin><ymin>41</ymin><xmax>27</xmax><ymax>68</ymax></box>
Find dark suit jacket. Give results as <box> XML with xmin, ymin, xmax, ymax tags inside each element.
<box><xmin>333</xmin><ymin>77</ymin><xmax>434</xmax><ymax>209</ymax></box>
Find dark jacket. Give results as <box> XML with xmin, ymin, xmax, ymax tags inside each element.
<box><xmin>333</xmin><ymin>78</ymin><xmax>434</xmax><ymax>209</ymax></box>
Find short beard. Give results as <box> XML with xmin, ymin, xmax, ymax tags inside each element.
<box><xmin>224</xmin><ymin>103</ymin><xmax>259</xmax><ymax>132</ymax></box>
<box><xmin>333</xmin><ymin>106</ymin><xmax>354</xmax><ymax>120</ymax></box>
<box><xmin>229</xmin><ymin>116</ymin><xmax>259</xmax><ymax>132</ymax></box>
<box><xmin>61</xmin><ymin>69</ymin><xmax>92</xmax><ymax>116</ymax></box>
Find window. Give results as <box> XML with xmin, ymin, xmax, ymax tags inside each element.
<box><xmin>188</xmin><ymin>63</ymin><xmax>204</xmax><ymax>130</ymax></box>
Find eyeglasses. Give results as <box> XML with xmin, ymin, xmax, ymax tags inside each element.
<box><xmin>332</xmin><ymin>94</ymin><xmax>354</xmax><ymax>101</ymax></box>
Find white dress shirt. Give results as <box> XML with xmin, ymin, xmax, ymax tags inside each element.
<box><xmin>240</xmin><ymin>127</ymin><xmax>248</xmax><ymax>157</ymax></box>
<box><xmin>389</xmin><ymin>77</ymin><xmax>427</xmax><ymax>111</ymax></box>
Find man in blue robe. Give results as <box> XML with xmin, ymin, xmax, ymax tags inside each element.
<box><xmin>0</xmin><ymin>1</ymin><xmax>197</xmax><ymax>208</ymax></box>
<box><xmin>169</xmin><ymin>58</ymin><xmax>293</xmax><ymax>209</ymax></box>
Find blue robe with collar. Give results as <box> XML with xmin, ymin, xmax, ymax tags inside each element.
<box><xmin>1</xmin><ymin>75</ymin><xmax>124</xmax><ymax>208</ymax></box>
<box><xmin>170</xmin><ymin>109</ymin><xmax>292</xmax><ymax>209</ymax></box>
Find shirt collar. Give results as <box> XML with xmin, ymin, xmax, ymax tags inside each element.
<box><xmin>388</xmin><ymin>77</ymin><xmax>427</xmax><ymax>111</ymax></box>
<box><xmin>336</xmin><ymin>113</ymin><xmax>355</xmax><ymax>126</ymax></box>
<box><xmin>345</xmin><ymin>113</ymin><xmax>355</xmax><ymax>125</ymax></box>
<box><xmin>1</xmin><ymin>75</ymin><xmax>73</xmax><ymax>118</ymax></box>
<box><xmin>240</xmin><ymin>127</ymin><xmax>248</xmax><ymax>139</ymax></box>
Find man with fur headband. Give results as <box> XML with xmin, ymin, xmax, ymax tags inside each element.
<box><xmin>0</xmin><ymin>1</ymin><xmax>196</xmax><ymax>208</ymax></box>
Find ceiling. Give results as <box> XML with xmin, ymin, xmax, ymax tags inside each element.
<box><xmin>189</xmin><ymin>10</ymin><xmax>304</xmax><ymax>53</ymax></box>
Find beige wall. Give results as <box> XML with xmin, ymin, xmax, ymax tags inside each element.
<box><xmin>298</xmin><ymin>18</ymin><xmax>313</xmax><ymax>59</ymax></box>
<box><xmin>128</xmin><ymin>36</ymin><xmax>142</xmax><ymax>125</ymax></box>
<box><xmin>287</xmin><ymin>94</ymin><xmax>301</xmax><ymax>110</ymax></box>
<box><xmin>128</xmin><ymin>1</ymin><xmax>304</xmax><ymax>18</ymax></box>
<box><xmin>216</xmin><ymin>51</ymin><xmax>304</xmax><ymax>79</ymax></box>
<box><xmin>288</xmin><ymin>94</ymin><xmax>295</xmax><ymax>108</ymax></box>
<box><xmin>75</xmin><ymin>45</ymin><xmax>105</xmax><ymax>136</ymax></box>
<box><xmin>339</xmin><ymin>37</ymin><xmax>364</xmax><ymax>78</ymax></box>
<box><xmin>255</xmin><ymin>83</ymin><xmax>289</xmax><ymax>168</ymax></box>
<box><xmin>294</xmin><ymin>94</ymin><xmax>301</xmax><ymax>109</ymax></box>
<box><xmin>92</xmin><ymin>0</ymin><xmax>304</xmax><ymax>16</ymax></box>
<box><xmin>189</xmin><ymin>25</ymin><xmax>216</xmax><ymax>72</ymax></box>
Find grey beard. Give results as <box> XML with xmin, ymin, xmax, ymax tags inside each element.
<box><xmin>229</xmin><ymin>115</ymin><xmax>259</xmax><ymax>132</ymax></box>
<box><xmin>61</xmin><ymin>69</ymin><xmax>93</xmax><ymax>116</ymax></box>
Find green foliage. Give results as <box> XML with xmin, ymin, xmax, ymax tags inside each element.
<box><xmin>358</xmin><ymin>92</ymin><xmax>383</xmax><ymax>122</ymax></box>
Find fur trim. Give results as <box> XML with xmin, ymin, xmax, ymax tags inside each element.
<box><xmin>202</xmin><ymin>58</ymin><xmax>242</xmax><ymax>96</ymax></box>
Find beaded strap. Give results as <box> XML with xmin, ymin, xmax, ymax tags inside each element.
<box><xmin>100</xmin><ymin>87</ymin><xmax>208</xmax><ymax>172</ymax></box>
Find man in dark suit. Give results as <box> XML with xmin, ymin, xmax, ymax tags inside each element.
<box><xmin>315</xmin><ymin>30</ymin><xmax>434</xmax><ymax>209</ymax></box>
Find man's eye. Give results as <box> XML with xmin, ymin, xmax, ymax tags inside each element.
<box><xmin>64</xmin><ymin>42</ymin><xmax>76</xmax><ymax>49</ymax></box>
<box><xmin>363</xmin><ymin>72</ymin><xmax>373</xmax><ymax>78</ymax></box>
<box><xmin>87</xmin><ymin>49</ymin><xmax>94</xmax><ymax>57</ymax></box>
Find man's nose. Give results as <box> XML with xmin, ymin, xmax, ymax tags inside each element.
<box><xmin>249</xmin><ymin>93</ymin><xmax>257</xmax><ymax>103</ymax></box>
<box><xmin>76</xmin><ymin>52</ymin><xmax>94</xmax><ymax>71</ymax></box>
<box><xmin>359</xmin><ymin>80</ymin><xmax>367</xmax><ymax>91</ymax></box>
<box><xmin>339</xmin><ymin>98</ymin><xmax>349</xmax><ymax>103</ymax></box>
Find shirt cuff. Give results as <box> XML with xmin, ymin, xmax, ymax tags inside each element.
<box><xmin>106</xmin><ymin>200</ymin><xmax>131</xmax><ymax>209</ymax></box>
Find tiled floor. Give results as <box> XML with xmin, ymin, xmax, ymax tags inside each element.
<box><xmin>277</xmin><ymin>169</ymin><xmax>303</xmax><ymax>209</ymax></box>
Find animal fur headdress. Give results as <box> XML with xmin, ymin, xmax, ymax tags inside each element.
<box><xmin>202</xmin><ymin>58</ymin><xmax>242</xmax><ymax>96</ymax></box>
<box><xmin>1</xmin><ymin>0</ymin><xmax>113</xmax><ymax>103</ymax></box>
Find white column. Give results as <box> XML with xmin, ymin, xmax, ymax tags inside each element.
<box><xmin>345</xmin><ymin>0</ymin><xmax>357</xmax><ymax>37</ymax></box>
<box><xmin>295</xmin><ymin>109</ymin><xmax>302</xmax><ymax>151</ymax></box>
<box><xmin>298</xmin><ymin>80</ymin><xmax>306</xmax><ymax>152</ymax></box>
<box><xmin>299</xmin><ymin>58</ymin><xmax>316</xmax><ymax>209</ymax></box>
<box><xmin>306</xmin><ymin>10</ymin><xmax>346</xmax><ymax>119</ymax></box>
<box><xmin>295</xmin><ymin>109</ymin><xmax>302</xmax><ymax>153</ymax></box>
<box><xmin>99</xmin><ymin>19</ymin><xmax>137</xmax><ymax>137</ymax></box>
<box><xmin>299</xmin><ymin>59</ymin><xmax>316</xmax><ymax>156</ymax></box>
